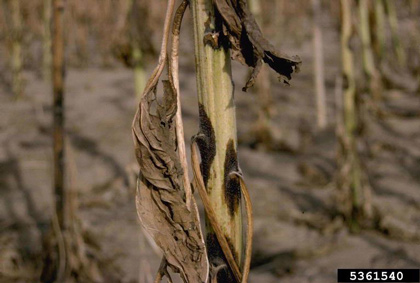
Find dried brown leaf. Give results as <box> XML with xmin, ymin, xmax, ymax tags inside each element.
<box><xmin>132</xmin><ymin>68</ymin><xmax>208</xmax><ymax>283</ymax></box>
<box><xmin>213</xmin><ymin>0</ymin><xmax>302</xmax><ymax>90</ymax></box>
<box><xmin>132</xmin><ymin>1</ymin><xmax>208</xmax><ymax>281</ymax></box>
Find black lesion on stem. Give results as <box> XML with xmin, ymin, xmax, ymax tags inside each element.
<box><xmin>195</xmin><ymin>103</ymin><xmax>216</xmax><ymax>189</ymax></box>
<box><xmin>223</xmin><ymin>139</ymin><xmax>241</xmax><ymax>217</ymax></box>
<box><xmin>206</xmin><ymin>232</ymin><xmax>236</xmax><ymax>282</ymax></box>
<box><xmin>203</xmin><ymin>7</ymin><xmax>230</xmax><ymax>50</ymax></box>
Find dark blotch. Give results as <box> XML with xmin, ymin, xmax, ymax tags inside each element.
<box><xmin>223</xmin><ymin>139</ymin><xmax>241</xmax><ymax>217</ymax></box>
<box><xmin>342</xmin><ymin>74</ymin><xmax>349</xmax><ymax>90</ymax></box>
<box><xmin>196</xmin><ymin>103</ymin><xmax>216</xmax><ymax>188</ymax></box>
<box><xmin>206</xmin><ymin>232</ymin><xmax>236</xmax><ymax>282</ymax></box>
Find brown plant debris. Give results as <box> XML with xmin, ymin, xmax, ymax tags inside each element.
<box><xmin>41</xmin><ymin>195</ymin><xmax>104</xmax><ymax>283</ymax></box>
<box><xmin>211</xmin><ymin>0</ymin><xmax>301</xmax><ymax>91</ymax></box>
<box><xmin>133</xmin><ymin>78</ymin><xmax>208</xmax><ymax>282</ymax></box>
<box><xmin>131</xmin><ymin>1</ymin><xmax>208</xmax><ymax>282</ymax></box>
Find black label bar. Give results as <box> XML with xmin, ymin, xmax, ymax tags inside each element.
<box><xmin>337</xmin><ymin>269</ymin><xmax>420</xmax><ymax>282</ymax></box>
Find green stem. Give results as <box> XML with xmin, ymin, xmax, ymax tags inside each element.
<box><xmin>43</xmin><ymin>0</ymin><xmax>52</xmax><ymax>81</ymax></box>
<box><xmin>341</xmin><ymin>0</ymin><xmax>362</xmax><ymax>231</ymax></box>
<box><xmin>11</xmin><ymin>0</ymin><xmax>23</xmax><ymax>98</ymax></box>
<box><xmin>358</xmin><ymin>0</ymin><xmax>381</xmax><ymax>100</ymax></box>
<box><xmin>373</xmin><ymin>0</ymin><xmax>385</xmax><ymax>61</ymax></box>
<box><xmin>249</xmin><ymin>0</ymin><xmax>273</xmax><ymax>145</ymax></box>
<box><xmin>132</xmin><ymin>44</ymin><xmax>146</xmax><ymax>100</ymax></box>
<box><xmin>384</xmin><ymin>0</ymin><xmax>406</xmax><ymax>67</ymax></box>
<box><xmin>129</xmin><ymin>0</ymin><xmax>146</xmax><ymax>100</ymax></box>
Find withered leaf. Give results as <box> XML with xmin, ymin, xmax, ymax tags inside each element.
<box><xmin>213</xmin><ymin>0</ymin><xmax>302</xmax><ymax>90</ymax></box>
<box><xmin>132</xmin><ymin>72</ymin><xmax>208</xmax><ymax>282</ymax></box>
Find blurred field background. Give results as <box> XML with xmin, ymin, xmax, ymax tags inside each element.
<box><xmin>0</xmin><ymin>0</ymin><xmax>420</xmax><ymax>282</ymax></box>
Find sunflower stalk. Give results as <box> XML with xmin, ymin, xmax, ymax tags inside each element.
<box><xmin>11</xmin><ymin>0</ymin><xmax>23</xmax><ymax>98</ymax></box>
<box><xmin>338</xmin><ymin>0</ymin><xmax>372</xmax><ymax>232</ymax></box>
<box><xmin>43</xmin><ymin>0</ymin><xmax>52</xmax><ymax>81</ymax></box>
<box><xmin>190</xmin><ymin>0</ymin><xmax>299</xmax><ymax>281</ymax></box>
<box><xmin>189</xmin><ymin>0</ymin><xmax>242</xmax><ymax>280</ymax></box>
<box><xmin>357</xmin><ymin>0</ymin><xmax>382</xmax><ymax>100</ymax></box>
<box><xmin>133</xmin><ymin>0</ymin><xmax>299</xmax><ymax>281</ymax></box>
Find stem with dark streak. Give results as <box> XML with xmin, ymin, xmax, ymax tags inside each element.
<box><xmin>190</xmin><ymin>0</ymin><xmax>242</xmax><ymax>281</ymax></box>
<box><xmin>53</xmin><ymin>0</ymin><xmax>66</xmax><ymax>232</ymax></box>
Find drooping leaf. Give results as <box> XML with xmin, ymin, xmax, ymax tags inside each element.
<box><xmin>132</xmin><ymin>73</ymin><xmax>208</xmax><ymax>282</ymax></box>
<box><xmin>213</xmin><ymin>0</ymin><xmax>302</xmax><ymax>90</ymax></box>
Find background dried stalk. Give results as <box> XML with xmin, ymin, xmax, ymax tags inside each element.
<box><xmin>337</xmin><ymin>0</ymin><xmax>372</xmax><ymax>232</ymax></box>
<box><xmin>357</xmin><ymin>0</ymin><xmax>382</xmax><ymax>101</ymax></box>
<box><xmin>312</xmin><ymin>0</ymin><xmax>327</xmax><ymax>129</ymax></box>
<box><xmin>39</xmin><ymin>0</ymin><xmax>66</xmax><ymax>280</ymax></box>
<box><xmin>1</xmin><ymin>0</ymin><xmax>24</xmax><ymax>98</ymax></box>
<box><xmin>43</xmin><ymin>0</ymin><xmax>52</xmax><ymax>81</ymax></box>
<box><xmin>247</xmin><ymin>0</ymin><xmax>275</xmax><ymax>149</ymax></box>
<box><xmin>41</xmin><ymin>1</ymin><xmax>103</xmax><ymax>282</ymax></box>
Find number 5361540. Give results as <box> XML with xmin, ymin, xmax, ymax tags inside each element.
<box><xmin>349</xmin><ymin>271</ymin><xmax>403</xmax><ymax>281</ymax></box>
